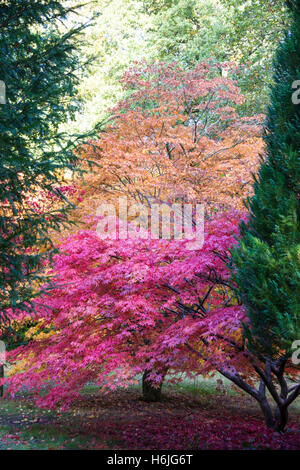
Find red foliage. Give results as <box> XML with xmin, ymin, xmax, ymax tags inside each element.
<box><xmin>92</xmin><ymin>415</ymin><xmax>300</xmax><ymax>450</ymax></box>
<box><xmin>5</xmin><ymin>210</ymin><xmax>255</xmax><ymax>409</ymax></box>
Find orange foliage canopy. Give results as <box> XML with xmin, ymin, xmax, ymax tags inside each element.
<box><xmin>78</xmin><ymin>61</ymin><xmax>264</xmax><ymax>219</ymax></box>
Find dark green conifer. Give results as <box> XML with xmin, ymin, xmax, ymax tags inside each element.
<box><xmin>0</xmin><ymin>1</ymin><xmax>98</xmax><ymax>317</ymax></box>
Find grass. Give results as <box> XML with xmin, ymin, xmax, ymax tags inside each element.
<box><xmin>0</xmin><ymin>376</ymin><xmax>298</xmax><ymax>450</ymax></box>
<box><xmin>0</xmin><ymin>399</ymin><xmax>108</xmax><ymax>449</ymax></box>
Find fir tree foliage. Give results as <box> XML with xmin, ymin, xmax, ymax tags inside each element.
<box><xmin>0</xmin><ymin>0</ymin><xmax>100</xmax><ymax>318</ymax></box>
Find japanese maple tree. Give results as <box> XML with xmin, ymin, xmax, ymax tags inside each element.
<box><xmin>3</xmin><ymin>211</ymin><xmax>244</xmax><ymax>407</ymax></box>
<box><xmin>4</xmin><ymin>209</ymin><xmax>299</xmax><ymax>431</ymax></box>
<box><xmin>77</xmin><ymin>61</ymin><xmax>263</xmax><ymax>220</ymax></box>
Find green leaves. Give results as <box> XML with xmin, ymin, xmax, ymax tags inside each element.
<box><xmin>220</xmin><ymin>0</ymin><xmax>289</xmax><ymax>114</ymax></box>
<box><xmin>0</xmin><ymin>1</ymin><xmax>100</xmax><ymax>318</ymax></box>
<box><xmin>231</xmin><ymin>0</ymin><xmax>300</xmax><ymax>359</ymax></box>
<box><xmin>148</xmin><ymin>0</ymin><xmax>229</xmax><ymax>65</ymax></box>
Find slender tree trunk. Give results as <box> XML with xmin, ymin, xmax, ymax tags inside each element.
<box><xmin>274</xmin><ymin>405</ymin><xmax>288</xmax><ymax>433</ymax></box>
<box><xmin>142</xmin><ymin>369</ymin><xmax>166</xmax><ymax>402</ymax></box>
<box><xmin>258</xmin><ymin>397</ymin><xmax>275</xmax><ymax>430</ymax></box>
<box><xmin>257</xmin><ymin>397</ymin><xmax>289</xmax><ymax>432</ymax></box>
<box><xmin>0</xmin><ymin>364</ymin><xmax>4</xmax><ymax>397</ymax></box>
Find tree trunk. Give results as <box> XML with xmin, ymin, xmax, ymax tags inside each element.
<box><xmin>258</xmin><ymin>397</ymin><xmax>288</xmax><ymax>433</ymax></box>
<box><xmin>142</xmin><ymin>370</ymin><xmax>165</xmax><ymax>402</ymax></box>
<box><xmin>0</xmin><ymin>364</ymin><xmax>4</xmax><ymax>397</ymax></box>
<box><xmin>258</xmin><ymin>397</ymin><xmax>275</xmax><ymax>430</ymax></box>
<box><xmin>274</xmin><ymin>405</ymin><xmax>288</xmax><ymax>433</ymax></box>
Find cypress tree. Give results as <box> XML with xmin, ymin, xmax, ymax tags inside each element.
<box><xmin>231</xmin><ymin>0</ymin><xmax>300</xmax><ymax>430</ymax></box>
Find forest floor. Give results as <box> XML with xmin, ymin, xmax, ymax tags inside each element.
<box><xmin>0</xmin><ymin>377</ymin><xmax>299</xmax><ymax>450</ymax></box>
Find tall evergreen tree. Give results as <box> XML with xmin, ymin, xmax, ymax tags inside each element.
<box><xmin>231</xmin><ymin>0</ymin><xmax>300</xmax><ymax>431</ymax></box>
<box><xmin>0</xmin><ymin>1</ymin><xmax>99</xmax><ymax>318</ymax></box>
